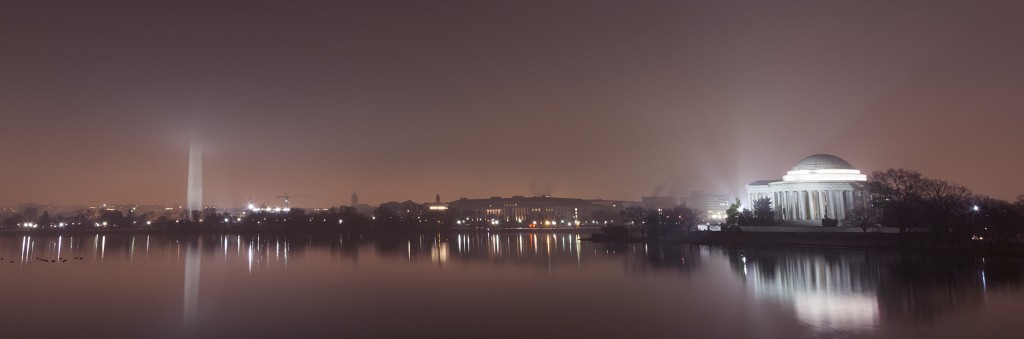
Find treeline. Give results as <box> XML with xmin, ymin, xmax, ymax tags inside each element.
<box><xmin>3</xmin><ymin>199</ymin><xmax>631</xmax><ymax>232</ymax></box>
<box><xmin>617</xmin><ymin>206</ymin><xmax>701</xmax><ymax>240</ymax></box>
<box><xmin>0</xmin><ymin>201</ymin><xmax>459</xmax><ymax>232</ymax></box>
<box><xmin>864</xmin><ymin>168</ymin><xmax>1024</xmax><ymax>239</ymax></box>
<box><xmin>726</xmin><ymin>198</ymin><xmax>776</xmax><ymax>227</ymax></box>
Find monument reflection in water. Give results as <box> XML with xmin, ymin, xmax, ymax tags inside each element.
<box><xmin>1</xmin><ymin>233</ymin><xmax>1023</xmax><ymax>338</ymax></box>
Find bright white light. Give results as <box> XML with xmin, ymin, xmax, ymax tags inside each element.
<box><xmin>783</xmin><ymin>169</ymin><xmax>866</xmax><ymax>182</ymax></box>
<box><xmin>793</xmin><ymin>293</ymin><xmax>879</xmax><ymax>332</ymax></box>
<box><xmin>973</xmin><ymin>205</ymin><xmax>980</xmax><ymax>211</ymax></box>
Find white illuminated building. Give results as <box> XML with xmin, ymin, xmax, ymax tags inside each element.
<box><xmin>746</xmin><ymin>154</ymin><xmax>869</xmax><ymax>225</ymax></box>
<box><xmin>186</xmin><ymin>140</ymin><xmax>203</xmax><ymax>218</ymax></box>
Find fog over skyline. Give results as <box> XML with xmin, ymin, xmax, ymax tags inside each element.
<box><xmin>2</xmin><ymin>0</ymin><xmax>1023</xmax><ymax>207</ymax></box>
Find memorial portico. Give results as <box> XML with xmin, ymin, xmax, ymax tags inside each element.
<box><xmin>746</xmin><ymin>154</ymin><xmax>869</xmax><ymax>226</ymax></box>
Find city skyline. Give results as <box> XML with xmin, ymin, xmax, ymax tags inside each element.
<box><xmin>3</xmin><ymin>1</ymin><xmax>1024</xmax><ymax>207</ymax></box>
<box><xmin>5</xmin><ymin>2</ymin><xmax>1024</xmax><ymax>338</ymax></box>
<box><xmin>0</xmin><ymin>145</ymin><xmax>1012</xmax><ymax>209</ymax></box>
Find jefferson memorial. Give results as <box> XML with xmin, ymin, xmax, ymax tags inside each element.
<box><xmin>746</xmin><ymin>154</ymin><xmax>869</xmax><ymax>225</ymax></box>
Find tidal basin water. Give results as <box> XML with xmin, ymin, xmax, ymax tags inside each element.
<box><xmin>2</xmin><ymin>233</ymin><xmax>1023</xmax><ymax>338</ymax></box>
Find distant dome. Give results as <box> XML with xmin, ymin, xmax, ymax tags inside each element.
<box><xmin>790</xmin><ymin>154</ymin><xmax>855</xmax><ymax>171</ymax></box>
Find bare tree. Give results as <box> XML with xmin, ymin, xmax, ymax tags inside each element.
<box><xmin>921</xmin><ymin>178</ymin><xmax>973</xmax><ymax>235</ymax></box>
<box><xmin>622</xmin><ymin>206</ymin><xmax>650</xmax><ymax>239</ymax></box>
<box><xmin>869</xmin><ymin>169</ymin><xmax>928</xmax><ymax>235</ymax></box>
<box><xmin>846</xmin><ymin>206</ymin><xmax>881</xmax><ymax>232</ymax></box>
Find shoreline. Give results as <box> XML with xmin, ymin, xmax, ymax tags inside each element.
<box><xmin>588</xmin><ymin>231</ymin><xmax>1024</xmax><ymax>256</ymax></box>
<box><xmin>0</xmin><ymin>226</ymin><xmax>602</xmax><ymax>237</ymax></box>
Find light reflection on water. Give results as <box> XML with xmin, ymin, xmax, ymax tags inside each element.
<box><xmin>1</xmin><ymin>233</ymin><xmax>1023</xmax><ymax>338</ymax></box>
<box><xmin>737</xmin><ymin>249</ymin><xmax>881</xmax><ymax>333</ymax></box>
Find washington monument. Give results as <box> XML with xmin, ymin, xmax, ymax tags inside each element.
<box><xmin>186</xmin><ymin>140</ymin><xmax>203</xmax><ymax>218</ymax></box>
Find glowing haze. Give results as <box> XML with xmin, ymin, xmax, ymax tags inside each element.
<box><xmin>2</xmin><ymin>0</ymin><xmax>1023</xmax><ymax>207</ymax></box>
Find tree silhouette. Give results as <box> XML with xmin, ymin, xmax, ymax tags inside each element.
<box><xmin>725</xmin><ymin>199</ymin><xmax>741</xmax><ymax>226</ymax></box>
<box><xmin>846</xmin><ymin>206</ymin><xmax>881</xmax><ymax>232</ymax></box>
<box><xmin>622</xmin><ymin>206</ymin><xmax>650</xmax><ymax>238</ymax></box>
<box><xmin>1</xmin><ymin>214</ymin><xmax>23</xmax><ymax>229</ymax></box>
<box><xmin>37</xmin><ymin>211</ymin><xmax>52</xmax><ymax>228</ymax></box>
<box><xmin>869</xmin><ymin>169</ymin><xmax>928</xmax><ymax>235</ymax></box>
<box><xmin>751</xmin><ymin>197</ymin><xmax>775</xmax><ymax>225</ymax></box>
<box><xmin>920</xmin><ymin>178</ymin><xmax>972</xmax><ymax>237</ymax></box>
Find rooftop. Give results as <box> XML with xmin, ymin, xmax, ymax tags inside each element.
<box><xmin>790</xmin><ymin>154</ymin><xmax>856</xmax><ymax>171</ymax></box>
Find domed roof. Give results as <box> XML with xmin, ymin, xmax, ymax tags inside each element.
<box><xmin>790</xmin><ymin>154</ymin><xmax>855</xmax><ymax>171</ymax></box>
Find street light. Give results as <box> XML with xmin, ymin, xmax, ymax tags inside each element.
<box><xmin>970</xmin><ymin>204</ymin><xmax>981</xmax><ymax>239</ymax></box>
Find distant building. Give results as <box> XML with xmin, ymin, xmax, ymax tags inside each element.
<box><xmin>641</xmin><ymin>196</ymin><xmax>677</xmax><ymax>211</ymax></box>
<box><xmin>426</xmin><ymin>194</ymin><xmax>448</xmax><ymax>211</ymax></box>
<box><xmin>447</xmin><ymin>195</ymin><xmax>622</xmax><ymax>227</ymax></box>
<box><xmin>745</xmin><ymin>154</ymin><xmax>869</xmax><ymax>226</ymax></box>
<box><xmin>681</xmin><ymin>191</ymin><xmax>732</xmax><ymax>224</ymax></box>
<box><xmin>348</xmin><ymin>192</ymin><xmax>374</xmax><ymax>215</ymax></box>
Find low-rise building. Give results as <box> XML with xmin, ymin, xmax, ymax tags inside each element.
<box><xmin>447</xmin><ymin>195</ymin><xmax>623</xmax><ymax>227</ymax></box>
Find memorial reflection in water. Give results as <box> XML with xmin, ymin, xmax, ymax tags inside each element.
<box><xmin>725</xmin><ymin>246</ymin><xmax>1022</xmax><ymax>332</ymax></box>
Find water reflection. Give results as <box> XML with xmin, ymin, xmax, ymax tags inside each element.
<box><xmin>2</xmin><ymin>233</ymin><xmax>1024</xmax><ymax>338</ymax></box>
<box><xmin>2</xmin><ymin>233</ymin><xmax>1020</xmax><ymax>291</ymax></box>
<box><xmin>183</xmin><ymin>240</ymin><xmax>200</xmax><ymax>331</ymax></box>
<box><xmin>727</xmin><ymin>248</ymin><xmax>881</xmax><ymax>333</ymax></box>
<box><xmin>726</xmin><ymin>247</ymin><xmax>1024</xmax><ymax>336</ymax></box>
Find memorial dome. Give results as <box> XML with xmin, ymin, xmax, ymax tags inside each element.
<box><xmin>790</xmin><ymin>154</ymin><xmax>856</xmax><ymax>171</ymax></box>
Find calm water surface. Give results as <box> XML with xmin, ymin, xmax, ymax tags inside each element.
<box><xmin>1</xmin><ymin>232</ymin><xmax>1023</xmax><ymax>338</ymax></box>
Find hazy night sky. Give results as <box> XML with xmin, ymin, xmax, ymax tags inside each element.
<box><xmin>2</xmin><ymin>0</ymin><xmax>1023</xmax><ymax>208</ymax></box>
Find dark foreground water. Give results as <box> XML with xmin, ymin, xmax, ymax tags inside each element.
<box><xmin>1</xmin><ymin>233</ymin><xmax>1023</xmax><ymax>339</ymax></box>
